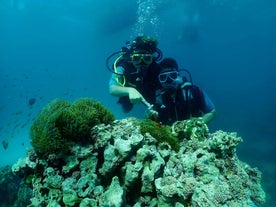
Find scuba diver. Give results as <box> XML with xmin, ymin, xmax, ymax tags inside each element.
<box><xmin>153</xmin><ymin>58</ymin><xmax>216</xmax><ymax>125</ymax></box>
<box><xmin>107</xmin><ymin>36</ymin><xmax>162</xmax><ymax>114</ymax></box>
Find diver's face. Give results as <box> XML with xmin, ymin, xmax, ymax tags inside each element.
<box><xmin>159</xmin><ymin>70</ymin><xmax>183</xmax><ymax>90</ymax></box>
<box><xmin>131</xmin><ymin>53</ymin><xmax>153</xmax><ymax>71</ymax></box>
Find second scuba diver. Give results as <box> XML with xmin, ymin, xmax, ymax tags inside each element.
<box><xmin>153</xmin><ymin>58</ymin><xmax>216</xmax><ymax>125</ymax></box>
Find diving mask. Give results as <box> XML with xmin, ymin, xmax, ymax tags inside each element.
<box><xmin>131</xmin><ymin>53</ymin><xmax>153</xmax><ymax>65</ymax></box>
<box><xmin>158</xmin><ymin>71</ymin><xmax>179</xmax><ymax>83</ymax></box>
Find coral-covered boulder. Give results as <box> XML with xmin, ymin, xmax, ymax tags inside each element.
<box><xmin>13</xmin><ymin>117</ymin><xmax>266</xmax><ymax>206</ymax></box>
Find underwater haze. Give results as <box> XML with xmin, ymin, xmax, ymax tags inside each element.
<box><xmin>0</xmin><ymin>0</ymin><xmax>275</xmax><ymax>206</ymax></box>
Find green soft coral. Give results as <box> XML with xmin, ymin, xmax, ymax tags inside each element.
<box><xmin>30</xmin><ymin>98</ymin><xmax>115</xmax><ymax>156</ymax></box>
<box><xmin>139</xmin><ymin>119</ymin><xmax>179</xmax><ymax>151</ymax></box>
<box><xmin>30</xmin><ymin>99</ymin><xmax>71</xmax><ymax>155</ymax></box>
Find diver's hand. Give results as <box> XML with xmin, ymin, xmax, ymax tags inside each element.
<box><xmin>127</xmin><ymin>88</ymin><xmax>143</xmax><ymax>104</ymax></box>
<box><xmin>145</xmin><ymin>104</ymin><xmax>159</xmax><ymax>120</ymax></box>
<box><xmin>143</xmin><ymin>102</ymin><xmax>158</xmax><ymax>120</ymax></box>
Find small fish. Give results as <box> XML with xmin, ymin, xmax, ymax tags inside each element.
<box><xmin>21</xmin><ymin>122</ymin><xmax>28</xmax><ymax>128</ymax></box>
<box><xmin>2</xmin><ymin>140</ymin><xmax>9</xmax><ymax>150</ymax></box>
<box><xmin>13</xmin><ymin>111</ymin><xmax>23</xmax><ymax>115</ymax></box>
<box><xmin>157</xmin><ymin>122</ymin><xmax>162</xmax><ymax>129</ymax></box>
<box><xmin>28</xmin><ymin>98</ymin><xmax>36</xmax><ymax>106</ymax></box>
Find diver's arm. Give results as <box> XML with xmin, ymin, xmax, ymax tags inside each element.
<box><xmin>109</xmin><ymin>85</ymin><xmax>131</xmax><ymax>97</ymax></box>
<box><xmin>202</xmin><ymin>109</ymin><xmax>216</xmax><ymax>124</ymax></box>
<box><xmin>109</xmin><ymin>85</ymin><xmax>144</xmax><ymax>104</ymax></box>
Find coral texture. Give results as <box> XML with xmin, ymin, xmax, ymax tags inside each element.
<box><xmin>0</xmin><ymin>165</ymin><xmax>32</xmax><ymax>207</ymax></box>
<box><xmin>13</xmin><ymin>117</ymin><xmax>266</xmax><ymax>207</ymax></box>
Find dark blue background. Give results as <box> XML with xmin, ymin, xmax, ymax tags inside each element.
<box><xmin>0</xmin><ymin>1</ymin><xmax>275</xmax><ymax>206</ymax></box>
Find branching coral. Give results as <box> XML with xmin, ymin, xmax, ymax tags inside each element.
<box><xmin>208</xmin><ymin>130</ymin><xmax>242</xmax><ymax>158</ymax></box>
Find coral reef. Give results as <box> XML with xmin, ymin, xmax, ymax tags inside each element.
<box><xmin>0</xmin><ymin>165</ymin><xmax>32</xmax><ymax>207</ymax></box>
<box><xmin>30</xmin><ymin>98</ymin><xmax>114</xmax><ymax>156</ymax></box>
<box><xmin>12</xmin><ymin>117</ymin><xmax>266</xmax><ymax>206</ymax></box>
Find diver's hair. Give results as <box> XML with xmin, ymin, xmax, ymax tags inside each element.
<box><xmin>159</xmin><ymin>58</ymin><xmax>179</xmax><ymax>71</ymax></box>
<box><xmin>130</xmin><ymin>36</ymin><xmax>158</xmax><ymax>54</ymax></box>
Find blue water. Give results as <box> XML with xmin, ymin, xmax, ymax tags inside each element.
<box><xmin>0</xmin><ymin>0</ymin><xmax>275</xmax><ymax>206</ymax></box>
